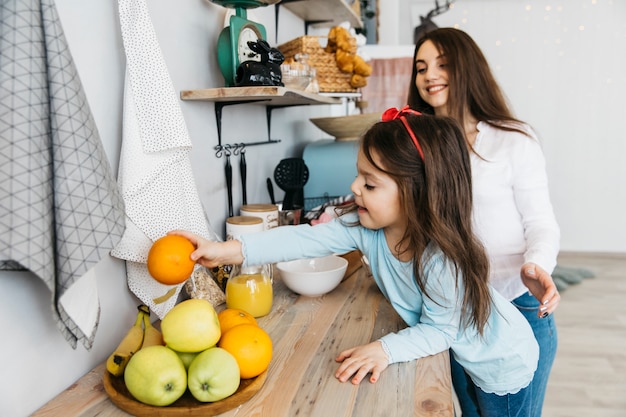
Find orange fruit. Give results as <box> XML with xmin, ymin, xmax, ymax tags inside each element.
<box><xmin>218</xmin><ymin>323</ymin><xmax>272</xmax><ymax>379</ymax></box>
<box><xmin>147</xmin><ymin>235</ymin><xmax>195</xmax><ymax>285</ymax></box>
<box><xmin>218</xmin><ymin>308</ymin><xmax>258</xmax><ymax>334</ymax></box>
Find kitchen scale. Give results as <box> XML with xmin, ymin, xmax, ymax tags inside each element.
<box><xmin>213</xmin><ymin>0</ymin><xmax>280</xmax><ymax>87</ymax></box>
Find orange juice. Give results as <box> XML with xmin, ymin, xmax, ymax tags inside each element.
<box><xmin>226</xmin><ymin>273</ymin><xmax>273</xmax><ymax>318</ymax></box>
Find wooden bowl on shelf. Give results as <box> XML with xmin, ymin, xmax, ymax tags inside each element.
<box><xmin>309</xmin><ymin>113</ymin><xmax>382</xmax><ymax>141</ymax></box>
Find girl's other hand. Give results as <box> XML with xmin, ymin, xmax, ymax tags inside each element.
<box><xmin>521</xmin><ymin>262</ymin><xmax>561</xmax><ymax>318</ymax></box>
<box><xmin>335</xmin><ymin>341</ymin><xmax>389</xmax><ymax>385</ymax></box>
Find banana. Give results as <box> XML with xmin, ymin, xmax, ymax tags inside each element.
<box><xmin>140</xmin><ymin>310</ymin><xmax>164</xmax><ymax>348</ymax></box>
<box><xmin>106</xmin><ymin>307</ymin><xmax>145</xmax><ymax>376</ymax></box>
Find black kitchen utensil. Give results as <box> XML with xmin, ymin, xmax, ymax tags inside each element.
<box><xmin>225</xmin><ymin>151</ymin><xmax>234</xmax><ymax>217</ymax></box>
<box><xmin>240</xmin><ymin>149</ymin><xmax>247</xmax><ymax>205</ymax></box>
<box><xmin>274</xmin><ymin>158</ymin><xmax>309</xmax><ymax>210</ymax></box>
<box><xmin>266</xmin><ymin>177</ymin><xmax>276</xmax><ymax>205</ymax></box>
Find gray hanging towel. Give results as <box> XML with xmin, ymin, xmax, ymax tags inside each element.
<box><xmin>0</xmin><ymin>0</ymin><xmax>126</xmax><ymax>349</ymax></box>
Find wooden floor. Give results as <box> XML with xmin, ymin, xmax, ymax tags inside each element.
<box><xmin>541</xmin><ymin>252</ymin><xmax>626</xmax><ymax>417</ymax></box>
<box><xmin>454</xmin><ymin>252</ymin><xmax>626</xmax><ymax>417</ymax></box>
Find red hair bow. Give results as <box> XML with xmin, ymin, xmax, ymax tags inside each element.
<box><xmin>381</xmin><ymin>105</ymin><xmax>421</xmax><ymax>121</ymax></box>
<box><xmin>381</xmin><ymin>106</ymin><xmax>424</xmax><ymax>160</ymax></box>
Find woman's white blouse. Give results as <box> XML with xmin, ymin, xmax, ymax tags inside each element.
<box><xmin>471</xmin><ymin>122</ymin><xmax>561</xmax><ymax>301</ymax></box>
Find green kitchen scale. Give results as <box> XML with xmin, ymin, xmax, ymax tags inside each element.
<box><xmin>213</xmin><ymin>0</ymin><xmax>279</xmax><ymax>87</ymax></box>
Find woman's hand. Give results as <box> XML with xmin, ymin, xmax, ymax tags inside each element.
<box><xmin>335</xmin><ymin>341</ymin><xmax>389</xmax><ymax>385</ymax></box>
<box><xmin>521</xmin><ymin>262</ymin><xmax>561</xmax><ymax>318</ymax></box>
<box><xmin>167</xmin><ymin>230</ymin><xmax>244</xmax><ymax>268</ymax></box>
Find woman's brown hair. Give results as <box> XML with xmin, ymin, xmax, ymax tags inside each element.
<box><xmin>407</xmin><ymin>27</ymin><xmax>528</xmax><ymax>137</ymax></box>
<box><xmin>345</xmin><ymin>114</ymin><xmax>492</xmax><ymax>334</ymax></box>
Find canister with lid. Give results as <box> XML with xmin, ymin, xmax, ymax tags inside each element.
<box><xmin>225</xmin><ymin>215</ymin><xmax>264</xmax><ymax>241</ymax></box>
<box><xmin>240</xmin><ymin>203</ymin><xmax>279</xmax><ymax>230</ymax></box>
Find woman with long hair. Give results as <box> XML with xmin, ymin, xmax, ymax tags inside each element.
<box><xmin>408</xmin><ymin>28</ymin><xmax>561</xmax><ymax>417</ymax></box>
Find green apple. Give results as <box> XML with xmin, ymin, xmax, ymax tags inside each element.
<box><xmin>187</xmin><ymin>347</ymin><xmax>240</xmax><ymax>402</ymax></box>
<box><xmin>124</xmin><ymin>345</ymin><xmax>187</xmax><ymax>406</ymax></box>
<box><xmin>161</xmin><ymin>299</ymin><xmax>221</xmax><ymax>352</ymax></box>
<box><xmin>175</xmin><ymin>350</ymin><xmax>199</xmax><ymax>370</ymax></box>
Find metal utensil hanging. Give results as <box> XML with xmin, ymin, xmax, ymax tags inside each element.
<box><xmin>225</xmin><ymin>147</ymin><xmax>234</xmax><ymax>217</ymax></box>
<box><xmin>240</xmin><ymin>145</ymin><xmax>247</xmax><ymax>205</ymax></box>
<box><xmin>266</xmin><ymin>177</ymin><xmax>276</xmax><ymax>205</ymax></box>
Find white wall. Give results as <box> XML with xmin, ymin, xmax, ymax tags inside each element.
<box><xmin>378</xmin><ymin>0</ymin><xmax>626</xmax><ymax>253</ymax></box>
<box><xmin>1</xmin><ymin>0</ymin><xmax>624</xmax><ymax>416</ymax></box>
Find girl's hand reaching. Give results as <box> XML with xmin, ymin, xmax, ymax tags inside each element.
<box><xmin>335</xmin><ymin>341</ymin><xmax>390</xmax><ymax>385</ymax></box>
<box><xmin>167</xmin><ymin>230</ymin><xmax>244</xmax><ymax>268</ymax></box>
<box><xmin>521</xmin><ymin>262</ymin><xmax>560</xmax><ymax>318</ymax></box>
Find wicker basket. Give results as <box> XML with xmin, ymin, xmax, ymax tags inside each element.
<box><xmin>278</xmin><ymin>36</ymin><xmax>357</xmax><ymax>93</ymax></box>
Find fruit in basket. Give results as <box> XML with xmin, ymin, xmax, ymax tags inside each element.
<box><xmin>218</xmin><ymin>308</ymin><xmax>258</xmax><ymax>334</ymax></box>
<box><xmin>147</xmin><ymin>235</ymin><xmax>196</xmax><ymax>285</ymax></box>
<box><xmin>140</xmin><ymin>310</ymin><xmax>164</xmax><ymax>348</ymax></box>
<box><xmin>187</xmin><ymin>347</ymin><xmax>241</xmax><ymax>402</ymax></box>
<box><xmin>124</xmin><ymin>345</ymin><xmax>187</xmax><ymax>406</ymax></box>
<box><xmin>161</xmin><ymin>299</ymin><xmax>221</xmax><ymax>352</ymax></box>
<box><xmin>175</xmin><ymin>350</ymin><xmax>199</xmax><ymax>370</ymax></box>
<box><xmin>218</xmin><ymin>323</ymin><xmax>273</xmax><ymax>379</ymax></box>
<box><xmin>106</xmin><ymin>307</ymin><xmax>145</xmax><ymax>376</ymax></box>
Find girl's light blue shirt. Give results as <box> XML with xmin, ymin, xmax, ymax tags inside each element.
<box><xmin>240</xmin><ymin>213</ymin><xmax>538</xmax><ymax>395</ymax></box>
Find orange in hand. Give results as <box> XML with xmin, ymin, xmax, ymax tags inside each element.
<box><xmin>218</xmin><ymin>308</ymin><xmax>258</xmax><ymax>334</ymax></box>
<box><xmin>218</xmin><ymin>323</ymin><xmax>272</xmax><ymax>379</ymax></box>
<box><xmin>147</xmin><ymin>235</ymin><xmax>195</xmax><ymax>285</ymax></box>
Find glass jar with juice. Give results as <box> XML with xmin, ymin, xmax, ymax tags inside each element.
<box><xmin>226</xmin><ymin>264</ymin><xmax>273</xmax><ymax>318</ymax></box>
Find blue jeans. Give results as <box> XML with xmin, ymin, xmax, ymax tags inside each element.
<box><xmin>451</xmin><ymin>292</ymin><xmax>558</xmax><ymax>417</ymax></box>
<box><xmin>475</xmin><ymin>384</ymin><xmax>532</xmax><ymax>417</ymax></box>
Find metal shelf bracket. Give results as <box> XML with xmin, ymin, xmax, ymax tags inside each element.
<box><xmin>214</xmin><ymin>100</ymin><xmax>282</xmax><ymax>157</ymax></box>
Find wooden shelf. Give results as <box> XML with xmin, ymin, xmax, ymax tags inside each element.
<box><xmin>279</xmin><ymin>0</ymin><xmax>362</xmax><ymax>29</ymax></box>
<box><xmin>180</xmin><ymin>86</ymin><xmax>341</xmax><ymax>106</ymax></box>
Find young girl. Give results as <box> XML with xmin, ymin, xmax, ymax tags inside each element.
<box><xmin>173</xmin><ymin>108</ymin><xmax>538</xmax><ymax>417</ymax></box>
<box><xmin>408</xmin><ymin>28</ymin><xmax>560</xmax><ymax>417</ymax></box>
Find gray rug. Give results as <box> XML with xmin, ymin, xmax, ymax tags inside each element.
<box><xmin>553</xmin><ymin>264</ymin><xmax>595</xmax><ymax>291</ymax></box>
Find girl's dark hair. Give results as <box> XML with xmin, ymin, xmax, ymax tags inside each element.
<box><xmin>407</xmin><ymin>27</ymin><xmax>528</xmax><ymax>138</ymax></box>
<box><xmin>346</xmin><ymin>114</ymin><xmax>492</xmax><ymax>334</ymax></box>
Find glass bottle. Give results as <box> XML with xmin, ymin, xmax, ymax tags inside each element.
<box><xmin>305</xmin><ymin>67</ymin><xmax>320</xmax><ymax>94</ymax></box>
<box><xmin>226</xmin><ymin>263</ymin><xmax>273</xmax><ymax>318</ymax></box>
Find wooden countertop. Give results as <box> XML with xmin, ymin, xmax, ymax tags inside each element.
<box><xmin>33</xmin><ymin>254</ymin><xmax>453</xmax><ymax>417</ymax></box>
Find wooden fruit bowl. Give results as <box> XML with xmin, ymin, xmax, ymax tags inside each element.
<box><xmin>309</xmin><ymin>113</ymin><xmax>382</xmax><ymax>141</ymax></box>
<box><xmin>103</xmin><ymin>369</ymin><xmax>267</xmax><ymax>416</ymax></box>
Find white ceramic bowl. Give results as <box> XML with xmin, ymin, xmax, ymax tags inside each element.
<box><xmin>276</xmin><ymin>255</ymin><xmax>349</xmax><ymax>297</ymax></box>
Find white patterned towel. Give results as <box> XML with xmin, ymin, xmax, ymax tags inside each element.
<box><xmin>111</xmin><ymin>0</ymin><xmax>218</xmax><ymax>319</ymax></box>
